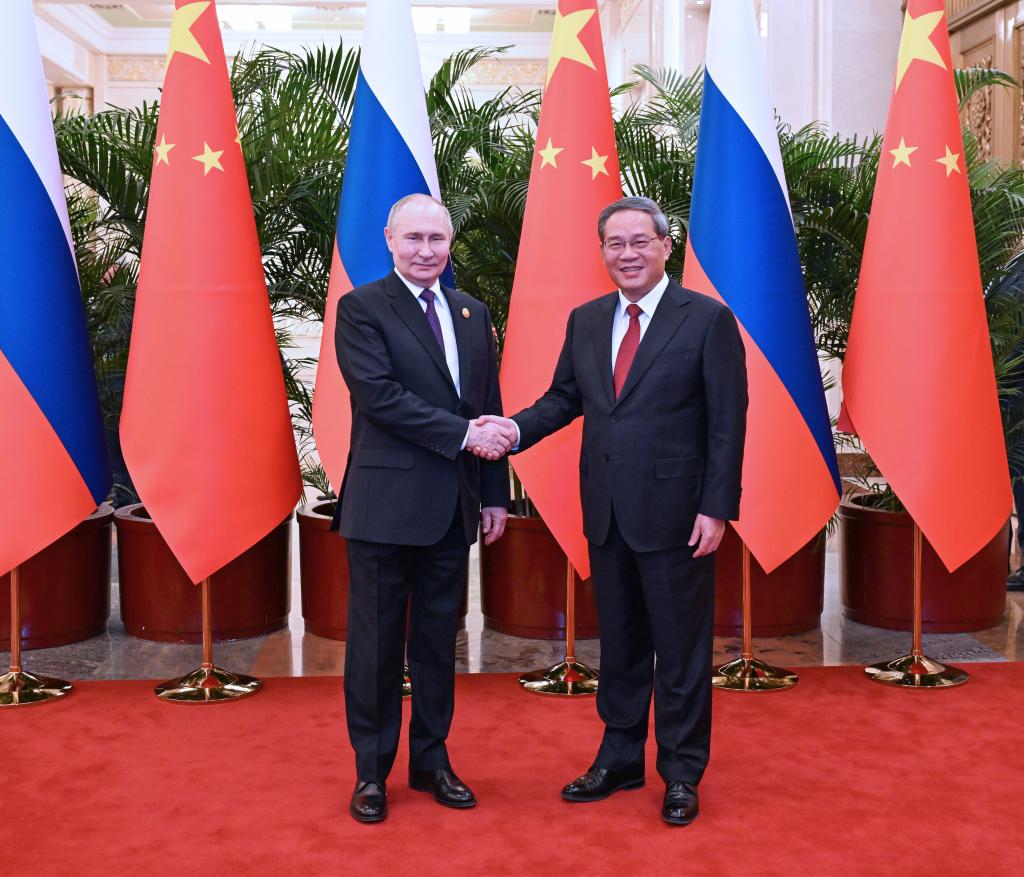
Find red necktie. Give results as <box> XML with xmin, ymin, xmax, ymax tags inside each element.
<box><xmin>613</xmin><ymin>303</ymin><xmax>642</xmax><ymax>398</ymax></box>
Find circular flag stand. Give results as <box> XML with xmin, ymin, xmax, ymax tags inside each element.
<box><xmin>865</xmin><ymin>523</ymin><xmax>969</xmax><ymax>688</ymax></box>
<box><xmin>519</xmin><ymin>560</ymin><xmax>598</xmax><ymax>696</ymax></box>
<box><xmin>154</xmin><ymin>577</ymin><xmax>262</xmax><ymax>703</ymax></box>
<box><xmin>712</xmin><ymin>543</ymin><xmax>798</xmax><ymax>692</ymax></box>
<box><xmin>0</xmin><ymin>566</ymin><xmax>72</xmax><ymax>707</ymax></box>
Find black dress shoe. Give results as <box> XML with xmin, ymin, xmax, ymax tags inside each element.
<box><xmin>350</xmin><ymin>780</ymin><xmax>387</xmax><ymax>823</ymax></box>
<box><xmin>409</xmin><ymin>768</ymin><xmax>477</xmax><ymax>809</ymax></box>
<box><xmin>561</xmin><ymin>766</ymin><xmax>645</xmax><ymax>802</ymax></box>
<box><xmin>1008</xmin><ymin>568</ymin><xmax>1024</xmax><ymax>592</ymax></box>
<box><xmin>661</xmin><ymin>781</ymin><xmax>699</xmax><ymax>826</ymax></box>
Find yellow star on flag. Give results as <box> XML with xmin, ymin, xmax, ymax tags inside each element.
<box><xmin>538</xmin><ymin>137</ymin><xmax>564</xmax><ymax>169</ymax></box>
<box><xmin>154</xmin><ymin>134</ymin><xmax>175</xmax><ymax>166</ymax></box>
<box><xmin>192</xmin><ymin>141</ymin><xmax>224</xmax><ymax>175</ymax></box>
<box><xmin>546</xmin><ymin>8</ymin><xmax>596</xmax><ymax>87</ymax></box>
<box><xmin>894</xmin><ymin>9</ymin><xmax>946</xmax><ymax>92</ymax></box>
<box><xmin>581</xmin><ymin>146</ymin><xmax>609</xmax><ymax>180</ymax></box>
<box><xmin>167</xmin><ymin>1</ymin><xmax>211</xmax><ymax>68</ymax></box>
<box><xmin>936</xmin><ymin>145</ymin><xmax>961</xmax><ymax>177</ymax></box>
<box><xmin>889</xmin><ymin>137</ymin><xmax>917</xmax><ymax>169</ymax></box>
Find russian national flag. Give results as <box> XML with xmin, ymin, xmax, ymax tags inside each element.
<box><xmin>312</xmin><ymin>0</ymin><xmax>452</xmax><ymax>493</ymax></box>
<box><xmin>682</xmin><ymin>0</ymin><xmax>839</xmax><ymax>573</ymax></box>
<box><xmin>0</xmin><ymin>1</ymin><xmax>111</xmax><ymax>576</ymax></box>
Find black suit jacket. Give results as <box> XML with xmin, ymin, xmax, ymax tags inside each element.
<box><xmin>513</xmin><ymin>280</ymin><xmax>747</xmax><ymax>553</ymax></box>
<box><xmin>333</xmin><ymin>272</ymin><xmax>510</xmax><ymax>546</ymax></box>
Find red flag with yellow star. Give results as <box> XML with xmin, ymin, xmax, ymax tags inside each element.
<box><xmin>500</xmin><ymin>0</ymin><xmax>621</xmax><ymax>577</ymax></box>
<box><xmin>120</xmin><ymin>0</ymin><xmax>300</xmax><ymax>584</ymax></box>
<box><xmin>840</xmin><ymin>0</ymin><xmax>1010</xmax><ymax>571</ymax></box>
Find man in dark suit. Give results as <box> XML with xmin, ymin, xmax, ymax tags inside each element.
<box><xmin>334</xmin><ymin>194</ymin><xmax>511</xmax><ymax>823</ymax></box>
<box><xmin>479</xmin><ymin>196</ymin><xmax>747</xmax><ymax>826</ymax></box>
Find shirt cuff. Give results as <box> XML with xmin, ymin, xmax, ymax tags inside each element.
<box><xmin>460</xmin><ymin>424</ymin><xmax>470</xmax><ymax>451</ymax></box>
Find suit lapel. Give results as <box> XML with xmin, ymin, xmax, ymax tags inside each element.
<box><xmin>590</xmin><ymin>292</ymin><xmax>618</xmax><ymax>407</ymax></box>
<box><xmin>613</xmin><ymin>281</ymin><xmax>691</xmax><ymax>408</ymax></box>
<box><xmin>443</xmin><ymin>286</ymin><xmax>472</xmax><ymax>399</ymax></box>
<box><xmin>386</xmin><ymin>273</ymin><xmax>455</xmax><ymax>392</ymax></box>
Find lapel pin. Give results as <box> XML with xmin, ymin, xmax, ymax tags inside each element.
<box><xmin>462</xmin><ymin>307</ymin><xmax>470</xmax><ymax>319</ymax></box>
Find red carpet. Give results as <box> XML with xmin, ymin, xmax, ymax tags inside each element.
<box><xmin>5</xmin><ymin>665</ymin><xmax>1024</xmax><ymax>876</ymax></box>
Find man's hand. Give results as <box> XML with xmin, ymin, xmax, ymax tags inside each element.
<box><xmin>472</xmin><ymin>415</ymin><xmax>519</xmax><ymax>456</ymax></box>
<box><xmin>481</xmin><ymin>507</ymin><xmax>508</xmax><ymax>545</ymax></box>
<box><xmin>688</xmin><ymin>514</ymin><xmax>726</xmax><ymax>557</ymax></box>
<box><xmin>466</xmin><ymin>420</ymin><xmax>512</xmax><ymax>460</ymax></box>
<box><xmin>467</xmin><ymin>416</ymin><xmax>519</xmax><ymax>460</ymax></box>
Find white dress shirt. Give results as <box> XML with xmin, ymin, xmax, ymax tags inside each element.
<box><xmin>395</xmin><ymin>269</ymin><xmax>461</xmax><ymax>396</ymax></box>
<box><xmin>610</xmin><ymin>272</ymin><xmax>670</xmax><ymax>370</ymax></box>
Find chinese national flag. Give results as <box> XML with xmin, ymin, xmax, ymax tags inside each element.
<box><xmin>120</xmin><ymin>0</ymin><xmax>301</xmax><ymax>583</ymax></box>
<box><xmin>840</xmin><ymin>0</ymin><xmax>1010</xmax><ymax>572</ymax></box>
<box><xmin>499</xmin><ymin>0</ymin><xmax>621</xmax><ymax>578</ymax></box>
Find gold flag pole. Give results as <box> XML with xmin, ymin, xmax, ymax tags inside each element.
<box><xmin>865</xmin><ymin>522</ymin><xmax>968</xmax><ymax>688</ymax></box>
<box><xmin>520</xmin><ymin>558</ymin><xmax>598</xmax><ymax>696</ymax></box>
<box><xmin>712</xmin><ymin>542</ymin><xmax>798</xmax><ymax>691</ymax></box>
<box><xmin>155</xmin><ymin>577</ymin><xmax>262</xmax><ymax>702</ymax></box>
<box><xmin>0</xmin><ymin>566</ymin><xmax>72</xmax><ymax>707</ymax></box>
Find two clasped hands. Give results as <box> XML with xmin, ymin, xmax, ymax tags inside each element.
<box><xmin>465</xmin><ymin>415</ymin><xmax>518</xmax><ymax>461</ymax></box>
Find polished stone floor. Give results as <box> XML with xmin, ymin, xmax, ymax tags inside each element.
<box><xmin>5</xmin><ymin>527</ymin><xmax>1024</xmax><ymax>682</ymax></box>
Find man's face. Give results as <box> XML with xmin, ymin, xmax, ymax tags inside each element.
<box><xmin>601</xmin><ymin>209</ymin><xmax>672</xmax><ymax>301</ymax></box>
<box><xmin>385</xmin><ymin>199</ymin><xmax>452</xmax><ymax>288</ymax></box>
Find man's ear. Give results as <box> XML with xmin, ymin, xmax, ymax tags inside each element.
<box><xmin>384</xmin><ymin>226</ymin><xmax>394</xmax><ymax>253</ymax></box>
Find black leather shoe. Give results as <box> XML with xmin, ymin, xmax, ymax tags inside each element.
<box><xmin>561</xmin><ymin>766</ymin><xmax>645</xmax><ymax>802</ymax></box>
<box><xmin>350</xmin><ymin>780</ymin><xmax>387</xmax><ymax>823</ymax></box>
<box><xmin>409</xmin><ymin>768</ymin><xmax>477</xmax><ymax>809</ymax></box>
<box><xmin>1008</xmin><ymin>568</ymin><xmax>1024</xmax><ymax>592</ymax></box>
<box><xmin>661</xmin><ymin>781</ymin><xmax>699</xmax><ymax>826</ymax></box>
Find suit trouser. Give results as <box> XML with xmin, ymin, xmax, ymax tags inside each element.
<box><xmin>589</xmin><ymin>510</ymin><xmax>716</xmax><ymax>784</ymax></box>
<box><xmin>344</xmin><ymin>509</ymin><xmax>468</xmax><ymax>782</ymax></box>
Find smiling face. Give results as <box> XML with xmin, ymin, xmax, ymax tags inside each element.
<box><xmin>384</xmin><ymin>196</ymin><xmax>452</xmax><ymax>288</ymax></box>
<box><xmin>600</xmin><ymin>209</ymin><xmax>672</xmax><ymax>301</ymax></box>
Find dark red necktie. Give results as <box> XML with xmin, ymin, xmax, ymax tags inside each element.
<box><xmin>613</xmin><ymin>303</ymin><xmax>642</xmax><ymax>398</ymax></box>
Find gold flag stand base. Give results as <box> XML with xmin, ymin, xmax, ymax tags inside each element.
<box><xmin>712</xmin><ymin>541</ymin><xmax>797</xmax><ymax>692</ymax></box>
<box><xmin>865</xmin><ymin>524</ymin><xmax>969</xmax><ymax>690</ymax></box>
<box><xmin>155</xmin><ymin>665</ymin><xmax>261</xmax><ymax>703</ymax></box>
<box><xmin>520</xmin><ymin>657</ymin><xmax>599</xmax><ymax>696</ymax></box>
<box><xmin>520</xmin><ymin>561</ymin><xmax>598</xmax><ymax>697</ymax></box>
<box><xmin>0</xmin><ymin>669</ymin><xmax>72</xmax><ymax>707</ymax></box>
<box><xmin>864</xmin><ymin>652</ymin><xmax>968</xmax><ymax>689</ymax></box>
<box><xmin>0</xmin><ymin>567</ymin><xmax>72</xmax><ymax>707</ymax></box>
<box><xmin>154</xmin><ymin>577</ymin><xmax>263</xmax><ymax>704</ymax></box>
<box><xmin>712</xmin><ymin>656</ymin><xmax>798</xmax><ymax>692</ymax></box>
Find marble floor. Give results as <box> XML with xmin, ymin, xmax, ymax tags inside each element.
<box><xmin>5</xmin><ymin>527</ymin><xmax>1024</xmax><ymax>682</ymax></box>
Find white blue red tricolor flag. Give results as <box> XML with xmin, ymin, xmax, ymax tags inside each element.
<box><xmin>312</xmin><ymin>0</ymin><xmax>451</xmax><ymax>492</ymax></box>
<box><xmin>682</xmin><ymin>0</ymin><xmax>839</xmax><ymax>573</ymax></box>
<box><xmin>0</xmin><ymin>1</ymin><xmax>111</xmax><ymax>575</ymax></box>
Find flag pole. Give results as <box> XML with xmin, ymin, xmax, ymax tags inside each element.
<box><xmin>0</xmin><ymin>565</ymin><xmax>73</xmax><ymax>707</ymax></box>
<box><xmin>865</xmin><ymin>523</ymin><xmax>969</xmax><ymax>688</ymax></box>
<box><xmin>712</xmin><ymin>541</ymin><xmax>798</xmax><ymax>691</ymax></box>
<box><xmin>519</xmin><ymin>558</ymin><xmax>598</xmax><ymax>696</ymax></box>
<box><xmin>155</xmin><ymin>577</ymin><xmax>262</xmax><ymax>703</ymax></box>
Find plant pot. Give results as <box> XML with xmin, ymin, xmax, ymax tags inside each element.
<box><xmin>0</xmin><ymin>505</ymin><xmax>113</xmax><ymax>650</ymax></box>
<box><xmin>713</xmin><ymin>523</ymin><xmax>825</xmax><ymax>636</ymax></box>
<box><xmin>479</xmin><ymin>514</ymin><xmax>599</xmax><ymax>639</ymax></box>
<box><xmin>839</xmin><ymin>494</ymin><xmax>1010</xmax><ymax>632</ymax></box>
<box><xmin>114</xmin><ymin>503</ymin><xmax>291</xmax><ymax>643</ymax></box>
<box><xmin>297</xmin><ymin>501</ymin><xmax>468</xmax><ymax>640</ymax></box>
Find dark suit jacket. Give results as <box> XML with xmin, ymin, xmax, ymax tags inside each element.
<box><xmin>333</xmin><ymin>271</ymin><xmax>510</xmax><ymax>546</ymax></box>
<box><xmin>513</xmin><ymin>280</ymin><xmax>747</xmax><ymax>553</ymax></box>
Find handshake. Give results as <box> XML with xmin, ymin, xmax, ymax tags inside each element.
<box><xmin>466</xmin><ymin>415</ymin><xmax>519</xmax><ymax>461</ymax></box>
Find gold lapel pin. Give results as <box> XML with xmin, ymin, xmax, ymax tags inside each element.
<box><xmin>462</xmin><ymin>307</ymin><xmax>470</xmax><ymax>319</ymax></box>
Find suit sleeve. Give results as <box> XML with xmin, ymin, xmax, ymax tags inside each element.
<box><xmin>479</xmin><ymin>306</ymin><xmax>512</xmax><ymax>510</ymax></box>
<box><xmin>510</xmin><ymin>308</ymin><xmax>584</xmax><ymax>451</ymax></box>
<box><xmin>698</xmin><ymin>305</ymin><xmax>748</xmax><ymax>521</ymax></box>
<box><xmin>336</xmin><ymin>291</ymin><xmax>468</xmax><ymax>460</ymax></box>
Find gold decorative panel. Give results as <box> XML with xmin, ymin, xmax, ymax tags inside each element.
<box><xmin>963</xmin><ymin>50</ymin><xmax>995</xmax><ymax>160</ymax></box>
<box><xmin>108</xmin><ymin>56</ymin><xmax>165</xmax><ymax>82</ymax></box>
<box><xmin>459</xmin><ymin>59</ymin><xmax>546</xmax><ymax>88</ymax></box>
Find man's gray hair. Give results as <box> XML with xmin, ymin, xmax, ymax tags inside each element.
<box><xmin>597</xmin><ymin>196</ymin><xmax>670</xmax><ymax>240</ymax></box>
<box><xmin>387</xmin><ymin>193</ymin><xmax>454</xmax><ymax>235</ymax></box>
